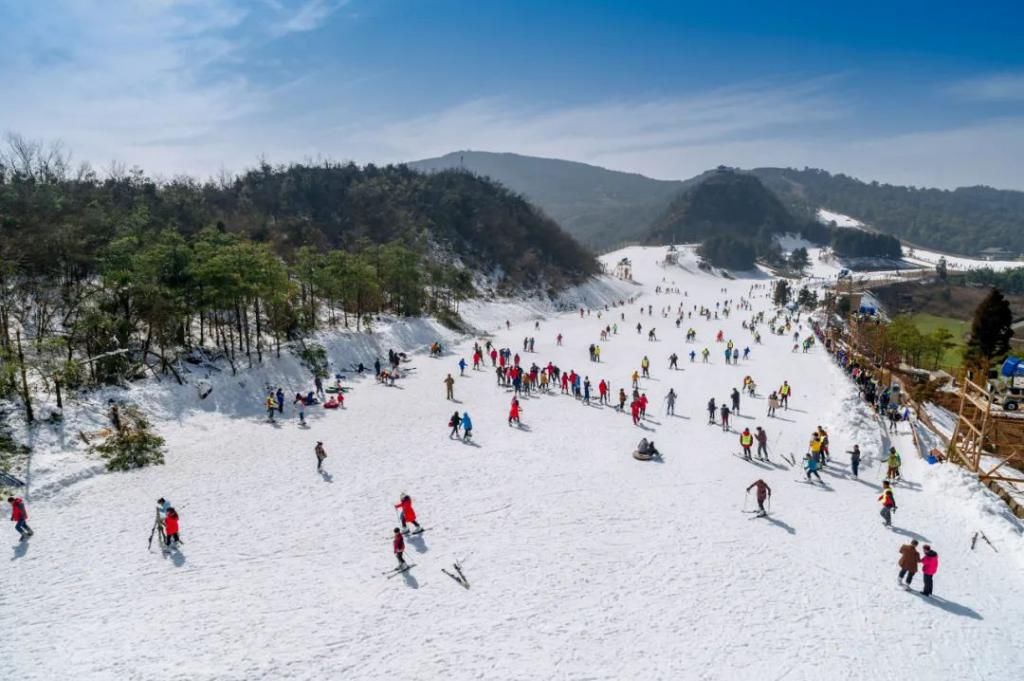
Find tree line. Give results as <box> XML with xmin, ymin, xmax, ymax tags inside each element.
<box><xmin>0</xmin><ymin>136</ymin><xmax>598</xmax><ymax>409</ymax></box>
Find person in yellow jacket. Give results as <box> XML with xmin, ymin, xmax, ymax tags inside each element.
<box><xmin>809</xmin><ymin>434</ymin><xmax>824</xmax><ymax>467</ymax></box>
<box><xmin>631</xmin><ymin>370</ymin><xmax>640</xmax><ymax>388</ymax></box>
<box><xmin>739</xmin><ymin>428</ymin><xmax>754</xmax><ymax>460</ymax></box>
<box><xmin>817</xmin><ymin>426</ymin><xmax>830</xmax><ymax>461</ymax></box>
<box><xmin>641</xmin><ymin>356</ymin><xmax>651</xmax><ymax>378</ymax></box>
<box><xmin>885</xmin><ymin>447</ymin><xmax>902</xmax><ymax>481</ymax></box>
<box><xmin>265</xmin><ymin>394</ymin><xmax>276</xmax><ymax>421</ymax></box>
<box><xmin>779</xmin><ymin>381</ymin><xmax>792</xmax><ymax>410</ymax></box>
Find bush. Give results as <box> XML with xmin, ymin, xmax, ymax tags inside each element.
<box><xmin>295</xmin><ymin>343</ymin><xmax>329</xmax><ymax>377</ymax></box>
<box><xmin>91</xmin><ymin>405</ymin><xmax>165</xmax><ymax>471</ymax></box>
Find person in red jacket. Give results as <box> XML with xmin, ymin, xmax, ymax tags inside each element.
<box><xmin>8</xmin><ymin>496</ymin><xmax>32</xmax><ymax>541</ymax></box>
<box><xmin>164</xmin><ymin>507</ymin><xmax>180</xmax><ymax>546</ymax></box>
<box><xmin>395</xmin><ymin>494</ymin><xmax>422</xmax><ymax>533</ymax></box>
<box><xmin>630</xmin><ymin>398</ymin><xmax>641</xmax><ymax>425</ymax></box>
<box><xmin>639</xmin><ymin>393</ymin><xmax>649</xmax><ymax>418</ymax></box>
<box><xmin>508</xmin><ymin>397</ymin><xmax>522</xmax><ymax>426</ymax></box>
<box><xmin>920</xmin><ymin>545</ymin><xmax>939</xmax><ymax>597</ymax></box>
<box><xmin>490</xmin><ymin>348</ymin><xmax>498</xmax><ymax>366</ymax></box>
<box><xmin>598</xmin><ymin>379</ymin><xmax>608</xmax><ymax>405</ymax></box>
<box><xmin>393</xmin><ymin>528</ymin><xmax>407</xmax><ymax>567</ymax></box>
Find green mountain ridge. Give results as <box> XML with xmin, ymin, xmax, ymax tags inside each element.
<box><xmin>409</xmin><ymin>151</ymin><xmax>1024</xmax><ymax>257</ymax></box>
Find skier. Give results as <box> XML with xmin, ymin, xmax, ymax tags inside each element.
<box><xmin>878</xmin><ymin>481</ymin><xmax>897</xmax><ymax>527</ymax></box>
<box><xmin>767</xmin><ymin>391</ymin><xmax>779</xmax><ymax>418</ymax></box>
<box><xmin>508</xmin><ymin>397</ymin><xmax>521</xmax><ymax>426</ymax></box>
<box><xmin>779</xmin><ymin>381</ymin><xmax>792</xmax><ymax>410</ymax></box>
<box><xmin>8</xmin><ymin>496</ymin><xmax>32</xmax><ymax>541</ymax></box>
<box><xmin>393</xmin><ymin>528</ymin><xmax>407</xmax><ymax>568</ymax></box>
<box><xmin>164</xmin><ymin>507</ymin><xmax>180</xmax><ymax>547</ymax></box>
<box><xmin>449</xmin><ymin>411</ymin><xmax>462</xmax><ymax>438</ymax></box>
<box><xmin>731</xmin><ymin>388</ymin><xmax>740</xmax><ymax>414</ymax></box>
<box><xmin>315</xmin><ymin>441</ymin><xmax>327</xmax><ymax>471</ymax></box>
<box><xmin>755</xmin><ymin>426</ymin><xmax>769</xmax><ymax>461</ymax></box>
<box><xmin>920</xmin><ymin>545</ymin><xmax>939</xmax><ymax>597</ymax></box>
<box><xmin>720</xmin><ymin>403</ymin><xmax>731</xmax><ymax>431</ymax></box>
<box><xmin>707</xmin><ymin>398</ymin><xmax>717</xmax><ymax>424</ymax></box>
<box><xmin>617</xmin><ymin>388</ymin><xmax>627</xmax><ymax>412</ymax></box>
<box><xmin>898</xmin><ymin>540</ymin><xmax>920</xmax><ymax>588</ymax></box>
<box><xmin>458</xmin><ymin>358</ymin><xmax>467</xmax><ymax>376</ymax></box>
<box><xmin>689</xmin><ymin>350</ymin><xmax>696</xmax><ymax>363</ymax></box>
<box><xmin>557</xmin><ymin>333</ymin><xmax>563</xmax><ymax>346</ymax></box>
<box><xmin>885</xmin><ymin>447</ymin><xmax>902</xmax><ymax>481</ymax></box>
<box><xmin>665</xmin><ymin>388</ymin><xmax>677</xmax><ymax>416</ymax></box>
<box><xmin>631</xmin><ymin>370</ymin><xmax>640</xmax><ymax>389</ymax></box>
<box><xmin>395</xmin><ymin>494</ymin><xmax>422</xmax><ymax>533</ymax></box>
<box><xmin>444</xmin><ymin>373</ymin><xmax>455</xmax><ymax>401</ymax></box>
<box><xmin>265</xmin><ymin>393</ymin><xmax>277</xmax><ymax>421</ymax></box>
<box><xmin>746</xmin><ymin>479</ymin><xmax>771</xmax><ymax>517</ymax></box>
<box><xmin>848</xmin><ymin>445</ymin><xmax>861</xmax><ymax>478</ymax></box>
<box><xmin>669</xmin><ymin>353</ymin><xmax>679</xmax><ymax>370</ymax></box>
<box><xmin>740</xmin><ymin>428</ymin><xmax>753</xmax><ymax>460</ymax></box>
<box><xmin>803</xmin><ymin>453</ymin><xmax>823</xmax><ymax>483</ymax></box>
<box><xmin>461</xmin><ymin>411</ymin><xmax>473</xmax><ymax>441</ymax></box>
<box><xmin>630</xmin><ymin>398</ymin><xmax>641</xmax><ymax>426</ymax></box>
<box><xmin>641</xmin><ymin>356</ymin><xmax>651</xmax><ymax>378</ymax></box>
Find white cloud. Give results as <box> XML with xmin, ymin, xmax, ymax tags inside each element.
<box><xmin>276</xmin><ymin>0</ymin><xmax>346</xmax><ymax>35</ymax></box>
<box><xmin>948</xmin><ymin>73</ymin><xmax>1024</xmax><ymax>102</ymax></box>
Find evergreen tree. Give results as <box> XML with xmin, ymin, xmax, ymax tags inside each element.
<box><xmin>967</xmin><ymin>289</ymin><xmax>1013</xmax><ymax>361</ymax></box>
<box><xmin>788</xmin><ymin>247</ymin><xmax>810</xmax><ymax>273</ymax></box>
<box><xmin>772</xmin><ymin>280</ymin><xmax>792</xmax><ymax>306</ymax></box>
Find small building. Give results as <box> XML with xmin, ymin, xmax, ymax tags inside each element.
<box><xmin>615</xmin><ymin>257</ymin><xmax>633</xmax><ymax>280</ymax></box>
<box><xmin>979</xmin><ymin>247</ymin><xmax>1014</xmax><ymax>261</ymax></box>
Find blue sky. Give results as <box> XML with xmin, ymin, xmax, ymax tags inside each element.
<box><xmin>2</xmin><ymin>0</ymin><xmax>1023</xmax><ymax>188</ymax></box>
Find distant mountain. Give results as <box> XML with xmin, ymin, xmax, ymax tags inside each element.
<box><xmin>410</xmin><ymin>151</ymin><xmax>1024</xmax><ymax>257</ymax></box>
<box><xmin>408</xmin><ymin>151</ymin><xmax>694</xmax><ymax>249</ymax></box>
<box><xmin>749</xmin><ymin>168</ymin><xmax>1024</xmax><ymax>257</ymax></box>
<box><xmin>645</xmin><ymin>169</ymin><xmax>795</xmax><ymax>245</ymax></box>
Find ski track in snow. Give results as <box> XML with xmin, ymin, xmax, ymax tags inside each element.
<box><xmin>3</xmin><ymin>246</ymin><xmax>1024</xmax><ymax>681</ymax></box>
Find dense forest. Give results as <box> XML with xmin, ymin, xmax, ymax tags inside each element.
<box><xmin>830</xmin><ymin>229</ymin><xmax>902</xmax><ymax>259</ymax></box>
<box><xmin>0</xmin><ymin>138</ymin><xmax>597</xmax><ymax>398</ymax></box>
<box><xmin>752</xmin><ymin>167</ymin><xmax>1024</xmax><ymax>256</ymax></box>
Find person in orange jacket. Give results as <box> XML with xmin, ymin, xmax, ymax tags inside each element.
<box><xmin>395</xmin><ymin>494</ymin><xmax>422</xmax><ymax>533</ymax></box>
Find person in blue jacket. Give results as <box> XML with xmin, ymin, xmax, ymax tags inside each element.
<box><xmin>275</xmin><ymin>387</ymin><xmax>285</xmax><ymax>414</ymax></box>
<box><xmin>804</xmin><ymin>453</ymin><xmax>823</xmax><ymax>482</ymax></box>
<box><xmin>458</xmin><ymin>358</ymin><xmax>467</xmax><ymax>376</ymax></box>
<box><xmin>461</xmin><ymin>412</ymin><xmax>473</xmax><ymax>441</ymax></box>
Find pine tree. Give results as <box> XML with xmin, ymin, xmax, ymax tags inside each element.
<box><xmin>772</xmin><ymin>280</ymin><xmax>791</xmax><ymax>306</ymax></box>
<box><xmin>967</xmin><ymin>289</ymin><xmax>1013</xmax><ymax>361</ymax></box>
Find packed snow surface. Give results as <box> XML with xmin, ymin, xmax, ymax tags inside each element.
<box><xmin>4</xmin><ymin>246</ymin><xmax>1024</xmax><ymax>681</ymax></box>
<box><xmin>817</xmin><ymin>208</ymin><xmax>865</xmax><ymax>229</ymax></box>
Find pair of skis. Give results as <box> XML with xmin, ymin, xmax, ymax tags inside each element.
<box><xmin>971</xmin><ymin>531</ymin><xmax>998</xmax><ymax>552</ymax></box>
<box><xmin>441</xmin><ymin>562</ymin><xmax>470</xmax><ymax>589</ymax></box>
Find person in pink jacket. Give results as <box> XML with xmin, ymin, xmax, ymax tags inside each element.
<box><xmin>920</xmin><ymin>545</ymin><xmax>939</xmax><ymax>597</ymax></box>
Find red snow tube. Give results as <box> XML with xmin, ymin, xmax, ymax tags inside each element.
<box><xmin>323</xmin><ymin>398</ymin><xmax>340</xmax><ymax>409</ymax></box>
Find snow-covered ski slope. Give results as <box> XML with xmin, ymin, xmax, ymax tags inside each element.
<box><xmin>5</xmin><ymin>246</ymin><xmax>1024</xmax><ymax>681</ymax></box>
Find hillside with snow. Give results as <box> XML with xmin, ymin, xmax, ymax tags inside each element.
<box><xmin>4</xmin><ymin>247</ymin><xmax>1023</xmax><ymax>681</ymax></box>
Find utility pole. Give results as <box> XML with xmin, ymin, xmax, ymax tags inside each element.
<box><xmin>16</xmin><ymin>329</ymin><xmax>33</xmax><ymax>423</ymax></box>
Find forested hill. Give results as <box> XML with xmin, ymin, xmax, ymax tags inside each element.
<box><xmin>0</xmin><ymin>159</ymin><xmax>599</xmax><ymax>292</ymax></box>
<box><xmin>645</xmin><ymin>169</ymin><xmax>795</xmax><ymax>244</ymax></box>
<box><xmin>750</xmin><ymin>167</ymin><xmax>1024</xmax><ymax>256</ymax></box>
<box><xmin>409</xmin><ymin>151</ymin><xmax>691</xmax><ymax>249</ymax></box>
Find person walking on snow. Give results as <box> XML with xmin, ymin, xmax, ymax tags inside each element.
<box><xmin>164</xmin><ymin>507</ymin><xmax>180</xmax><ymax>547</ymax></box>
<box><xmin>461</xmin><ymin>412</ymin><xmax>473</xmax><ymax>441</ymax></box>
<box><xmin>276</xmin><ymin>387</ymin><xmax>285</xmax><ymax>414</ymax></box>
<box><xmin>720</xmin><ymin>403</ymin><xmax>731</xmax><ymax>431</ymax></box>
<box><xmin>266</xmin><ymin>394</ymin><xmax>277</xmax><ymax>421</ymax></box>
<box><xmin>444</xmin><ymin>374</ymin><xmax>455</xmax><ymax>401</ymax></box>
<box><xmin>740</xmin><ymin>428</ymin><xmax>754</xmax><ymax>460</ymax></box>
<box><xmin>920</xmin><ymin>545</ymin><xmax>939</xmax><ymax>597</ymax></box>
<box><xmin>848</xmin><ymin>445</ymin><xmax>861</xmax><ymax>478</ymax></box>
<box><xmin>508</xmin><ymin>398</ymin><xmax>522</xmax><ymax>426</ymax></box>
<box><xmin>315</xmin><ymin>441</ymin><xmax>327</xmax><ymax>471</ymax></box>
<box><xmin>458</xmin><ymin>358</ymin><xmax>467</xmax><ymax>376</ymax></box>
<box><xmin>879</xmin><ymin>481</ymin><xmax>897</xmax><ymax>527</ymax></box>
<box><xmin>630</xmin><ymin>398</ymin><xmax>642</xmax><ymax>425</ymax></box>
<box><xmin>641</xmin><ymin>356</ymin><xmax>651</xmax><ymax>378</ymax></box>
<box><xmin>779</xmin><ymin>381</ymin><xmax>792</xmax><ymax>410</ymax></box>
<box><xmin>731</xmin><ymin>388</ymin><xmax>740</xmax><ymax>414</ymax></box>
<box><xmin>449</xmin><ymin>411</ymin><xmax>461</xmax><ymax>438</ymax></box>
<box><xmin>393</xmin><ymin>528</ymin><xmax>407</xmax><ymax>567</ymax></box>
<box><xmin>395</xmin><ymin>494</ymin><xmax>422</xmax><ymax>533</ymax></box>
<box><xmin>898</xmin><ymin>540</ymin><xmax>920</xmax><ymax>588</ymax></box>
<box><xmin>669</xmin><ymin>353</ymin><xmax>679</xmax><ymax>370</ymax></box>
<box><xmin>8</xmin><ymin>496</ymin><xmax>32</xmax><ymax>541</ymax></box>
<box><xmin>665</xmin><ymin>389</ymin><xmax>677</xmax><ymax>416</ymax></box>
<box><xmin>767</xmin><ymin>392</ymin><xmax>779</xmax><ymax>418</ymax></box>
<box><xmin>618</xmin><ymin>388</ymin><xmax>627</xmax><ymax>412</ymax></box>
<box><xmin>707</xmin><ymin>398</ymin><xmax>717</xmax><ymax>424</ymax></box>
<box><xmin>746</xmin><ymin>479</ymin><xmax>771</xmax><ymax>517</ymax></box>
<box><xmin>689</xmin><ymin>350</ymin><xmax>696</xmax><ymax>363</ymax></box>
<box><xmin>755</xmin><ymin>426</ymin><xmax>769</xmax><ymax>461</ymax></box>
<box><xmin>293</xmin><ymin>393</ymin><xmax>306</xmax><ymax>425</ymax></box>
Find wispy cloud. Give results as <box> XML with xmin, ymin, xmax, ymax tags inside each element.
<box><xmin>948</xmin><ymin>73</ymin><xmax>1024</xmax><ymax>102</ymax></box>
<box><xmin>276</xmin><ymin>0</ymin><xmax>346</xmax><ymax>35</ymax></box>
